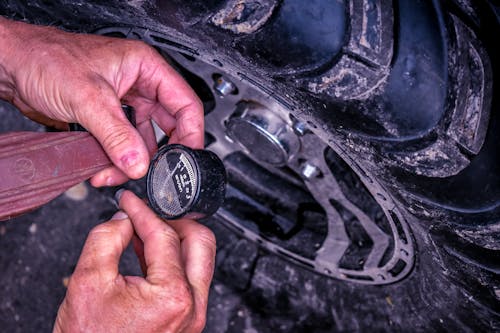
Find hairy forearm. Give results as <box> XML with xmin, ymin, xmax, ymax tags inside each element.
<box><xmin>0</xmin><ymin>16</ymin><xmax>17</xmax><ymax>100</ymax></box>
<box><xmin>0</xmin><ymin>15</ymin><xmax>204</xmax><ymax>184</ymax></box>
<box><xmin>0</xmin><ymin>17</ymin><xmax>48</xmax><ymax>102</ymax></box>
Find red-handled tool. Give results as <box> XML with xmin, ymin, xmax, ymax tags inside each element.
<box><xmin>0</xmin><ymin>106</ymin><xmax>227</xmax><ymax>222</ymax></box>
<box><xmin>0</xmin><ymin>131</ymin><xmax>112</xmax><ymax>220</ymax></box>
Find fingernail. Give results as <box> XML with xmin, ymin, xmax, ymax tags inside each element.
<box><xmin>114</xmin><ymin>189</ymin><xmax>125</xmax><ymax>203</ymax></box>
<box><xmin>121</xmin><ymin>150</ymin><xmax>138</xmax><ymax>168</ymax></box>
<box><xmin>111</xmin><ymin>210</ymin><xmax>128</xmax><ymax>220</ymax></box>
<box><xmin>106</xmin><ymin>176</ymin><xmax>114</xmax><ymax>186</ymax></box>
<box><xmin>121</xmin><ymin>151</ymin><xmax>146</xmax><ymax>176</ymax></box>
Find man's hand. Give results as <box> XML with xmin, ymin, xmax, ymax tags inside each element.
<box><xmin>0</xmin><ymin>18</ymin><xmax>204</xmax><ymax>186</ymax></box>
<box><xmin>54</xmin><ymin>190</ymin><xmax>216</xmax><ymax>333</ymax></box>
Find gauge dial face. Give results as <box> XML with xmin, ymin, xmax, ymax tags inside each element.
<box><xmin>150</xmin><ymin>147</ymin><xmax>198</xmax><ymax>217</ymax></box>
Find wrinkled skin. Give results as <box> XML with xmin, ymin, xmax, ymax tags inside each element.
<box><xmin>54</xmin><ymin>191</ymin><xmax>216</xmax><ymax>332</ymax></box>
<box><xmin>0</xmin><ymin>17</ymin><xmax>213</xmax><ymax>332</ymax></box>
<box><xmin>0</xmin><ymin>17</ymin><xmax>204</xmax><ymax>186</ymax></box>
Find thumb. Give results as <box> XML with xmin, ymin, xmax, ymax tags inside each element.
<box><xmin>78</xmin><ymin>88</ymin><xmax>150</xmax><ymax>179</ymax></box>
<box><xmin>74</xmin><ymin>211</ymin><xmax>133</xmax><ymax>282</ymax></box>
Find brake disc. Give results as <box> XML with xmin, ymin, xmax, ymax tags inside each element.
<box><xmin>95</xmin><ymin>26</ymin><xmax>415</xmax><ymax>285</ymax></box>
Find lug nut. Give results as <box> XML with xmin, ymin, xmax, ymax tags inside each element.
<box><xmin>213</xmin><ymin>75</ymin><xmax>237</xmax><ymax>96</ymax></box>
<box><xmin>292</xmin><ymin>121</ymin><xmax>308</xmax><ymax>136</ymax></box>
<box><xmin>301</xmin><ymin>163</ymin><xmax>321</xmax><ymax>179</ymax></box>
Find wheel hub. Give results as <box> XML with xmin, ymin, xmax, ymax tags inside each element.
<box><xmin>95</xmin><ymin>26</ymin><xmax>416</xmax><ymax>285</ymax></box>
<box><xmin>226</xmin><ymin>102</ymin><xmax>300</xmax><ymax>166</ymax></box>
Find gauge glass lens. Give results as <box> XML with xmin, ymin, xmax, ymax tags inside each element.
<box><xmin>150</xmin><ymin>148</ymin><xmax>198</xmax><ymax>217</ymax></box>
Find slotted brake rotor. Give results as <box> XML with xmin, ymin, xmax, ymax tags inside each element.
<box><xmin>94</xmin><ymin>26</ymin><xmax>415</xmax><ymax>285</ymax></box>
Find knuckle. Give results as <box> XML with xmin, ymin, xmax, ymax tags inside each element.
<box><xmin>100</xmin><ymin>123</ymin><xmax>133</xmax><ymax>153</ymax></box>
<box><xmin>163</xmin><ymin>226</ymin><xmax>181</xmax><ymax>244</ymax></box>
<box><xmin>73</xmin><ymin>75</ymin><xmax>112</xmax><ymax>104</ymax></box>
<box><xmin>196</xmin><ymin>226</ymin><xmax>217</xmax><ymax>254</ymax></box>
<box><xmin>67</xmin><ymin>269</ymin><xmax>97</xmax><ymax>294</ymax></box>
<box><xmin>159</xmin><ymin>280</ymin><xmax>194</xmax><ymax>318</ymax></box>
<box><xmin>86</xmin><ymin>220</ymin><xmax>126</xmax><ymax>255</ymax></box>
<box><xmin>126</xmin><ymin>39</ymin><xmax>157</xmax><ymax>61</ymax></box>
<box><xmin>66</xmin><ymin>271</ymin><xmax>84</xmax><ymax>288</ymax></box>
<box><xmin>184</xmin><ymin>98</ymin><xmax>203</xmax><ymax>114</ymax></box>
<box><xmin>88</xmin><ymin>222</ymin><xmax>116</xmax><ymax>238</ymax></box>
<box><xmin>146</xmin><ymin>226</ymin><xmax>180</xmax><ymax>248</ymax></box>
<box><xmin>130</xmin><ymin>39</ymin><xmax>151</xmax><ymax>51</ymax></box>
<box><xmin>197</xmin><ymin>225</ymin><xmax>217</xmax><ymax>246</ymax></box>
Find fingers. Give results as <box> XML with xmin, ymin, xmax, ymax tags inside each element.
<box><xmin>89</xmin><ymin>119</ymin><xmax>157</xmax><ymax>187</ymax></box>
<box><xmin>75</xmin><ymin>79</ymin><xmax>150</xmax><ymax>180</ymax></box>
<box><xmin>132</xmin><ymin>233</ymin><xmax>147</xmax><ymax>276</ymax></box>
<box><xmin>128</xmin><ymin>50</ymin><xmax>205</xmax><ymax>149</ymax></box>
<box><xmin>70</xmin><ymin>190</ymin><xmax>214</xmax><ymax>333</ymax></box>
<box><xmin>136</xmin><ymin>119</ymin><xmax>158</xmax><ymax>156</ymax></box>
<box><xmin>73</xmin><ymin>211</ymin><xmax>133</xmax><ymax>282</ymax></box>
<box><xmin>166</xmin><ymin>219</ymin><xmax>216</xmax><ymax>313</ymax></box>
<box><xmin>118</xmin><ymin>190</ymin><xmax>185</xmax><ymax>285</ymax></box>
<box><xmin>89</xmin><ymin>166</ymin><xmax>128</xmax><ymax>187</ymax></box>
<box><xmin>153</xmin><ymin>102</ymin><xmax>204</xmax><ymax>149</ymax></box>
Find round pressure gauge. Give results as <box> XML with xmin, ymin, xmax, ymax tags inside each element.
<box><xmin>147</xmin><ymin>144</ymin><xmax>226</xmax><ymax>220</ymax></box>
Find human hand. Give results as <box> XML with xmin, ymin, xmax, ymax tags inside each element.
<box><xmin>53</xmin><ymin>190</ymin><xmax>216</xmax><ymax>333</ymax></box>
<box><xmin>0</xmin><ymin>18</ymin><xmax>204</xmax><ymax>186</ymax></box>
